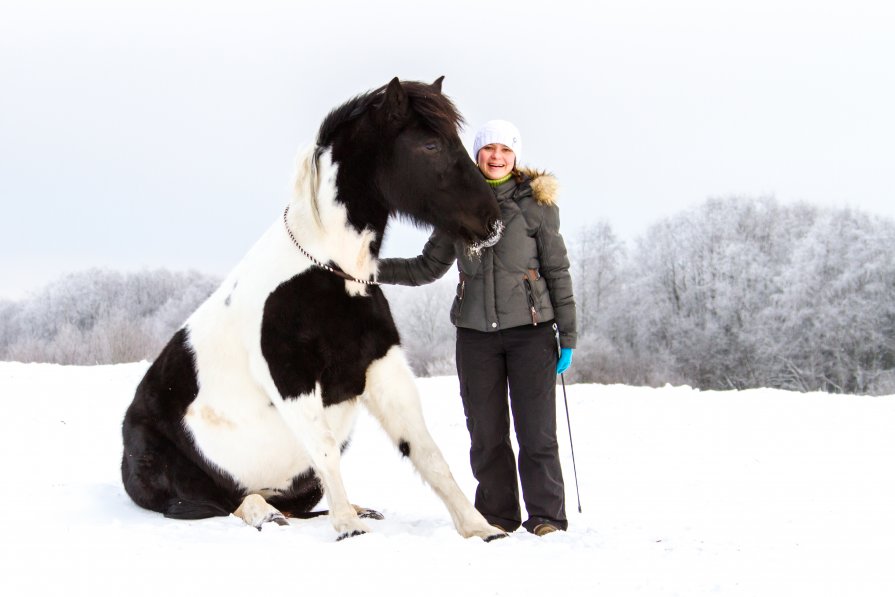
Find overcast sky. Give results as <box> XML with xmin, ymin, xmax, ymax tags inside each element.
<box><xmin>2</xmin><ymin>0</ymin><xmax>894</xmax><ymax>299</ymax></box>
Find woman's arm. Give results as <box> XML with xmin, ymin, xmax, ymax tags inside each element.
<box><xmin>536</xmin><ymin>204</ymin><xmax>578</xmax><ymax>349</ymax></box>
<box><xmin>377</xmin><ymin>230</ymin><xmax>457</xmax><ymax>286</ymax></box>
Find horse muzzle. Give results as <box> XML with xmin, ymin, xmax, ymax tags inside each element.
<box><xmin>466</xmin><ymin>219</ymin><xmax>504</xmax><ymax>257</ymax></box>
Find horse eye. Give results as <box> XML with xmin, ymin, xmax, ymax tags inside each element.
<box><xmin>424</xmin><ymin>142</ymin><xmax>440</xmax><ymax>152</ymax></box>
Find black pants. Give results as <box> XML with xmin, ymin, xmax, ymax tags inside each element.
<box><xmin>456</xmin><ymin>322</ymin><xmax>567</xmax><ymax>533</ymax></box>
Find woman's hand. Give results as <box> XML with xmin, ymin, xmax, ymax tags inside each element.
<box><xmin>556</xmin><ymin>347</ymin><xmax>573</xmax><ymax>375</ymax></box>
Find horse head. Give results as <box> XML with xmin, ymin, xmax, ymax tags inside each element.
<box><xmin>315</xmin><ymin>77</ymin><xmax>502</xmax><ymax>254</ymax></box>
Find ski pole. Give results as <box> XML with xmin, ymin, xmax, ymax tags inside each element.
<box><xmin>554</xmin><ymin>324</ymin><xmax>582</xmax><ymax>513</ymax></box>
<box><xmin>559</xmin><ymin>371</ymin><xmax>582</xmax><ymax>513</ymax></box>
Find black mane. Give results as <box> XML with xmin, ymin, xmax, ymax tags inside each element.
<box><xmin>316</xmin><ymin>80</ymin><xmax>465</xmax><ymax>147</ymax></box>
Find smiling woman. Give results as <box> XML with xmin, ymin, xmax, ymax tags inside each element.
<box><xmin>473</xmin><ymin>120</ymin><xmax>522</xmax><ymax>180</ymax></box>
<box><xmin>377</xmin><ymin>118</ymin><xmax>577</xmax><ymax>536</ymax></box>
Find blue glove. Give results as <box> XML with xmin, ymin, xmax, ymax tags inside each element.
<box><xmin>556</xmin><ymin>347</ymin><xmax>573</xmax><ymax>375</ymax></box>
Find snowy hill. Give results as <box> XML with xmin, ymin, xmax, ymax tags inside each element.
<box><xmin>1</xmin><ymin>362</ymin><xmax>893</xmax><ymax>596</ymax></box>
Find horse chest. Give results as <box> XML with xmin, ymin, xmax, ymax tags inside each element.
<box><xmin>260</xmin><ymin>269</ymin><xmax>401</xmax><ymax>407</ymax></box>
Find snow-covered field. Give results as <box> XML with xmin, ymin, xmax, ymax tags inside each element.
<box><xmin>1</xmin><ymin>361</ymin><xmax>893</xmax><ymax>596</ymax></box>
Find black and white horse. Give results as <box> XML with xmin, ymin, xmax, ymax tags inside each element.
<box><xmin>120</xmin><ymin>77</ymin><xmax>505</xmax><ymax>541</ymax></box>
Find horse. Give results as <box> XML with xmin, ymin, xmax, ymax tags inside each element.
<box><xmin>120</xmin><ymin>77</ymin><xmax>506</xmax><ymax>541</ymax></box>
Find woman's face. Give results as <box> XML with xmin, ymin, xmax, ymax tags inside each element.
<box><xmin>476</xmin><ymin>144</ymin><xmax>516</xmax><ymax>180</ymax></box>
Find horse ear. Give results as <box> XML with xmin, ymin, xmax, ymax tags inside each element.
<box><xmin>383</xmin><ymin>77</ymin><xmax>409</xmax><ymax>123</ymax></box>
<box><xmin>431</xmin><ymin>76</ymin><xmax>444</xmax><ymax>93</ymax></box>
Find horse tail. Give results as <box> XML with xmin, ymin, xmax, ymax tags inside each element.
<box><xmin>163</xmin><ymin>498</ymin><xmax>232</xmax><ymax>520</ymax></box>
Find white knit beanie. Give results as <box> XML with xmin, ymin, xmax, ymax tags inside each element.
<box><xmin>473</xmin><ymin>119</ymin><xmax>522</xmax><ymax>166</ymax></box>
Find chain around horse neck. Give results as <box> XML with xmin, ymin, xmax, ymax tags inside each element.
<box><xmin>282</xmin><ymin>205</ymin><xmax>379</xmax><ymax>286</ymax></box>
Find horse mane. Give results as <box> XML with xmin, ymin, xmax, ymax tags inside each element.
<box><xmin>316</xmin><ymin>80</ymin><xmax>465</xmax><ymax>147</ymax></box>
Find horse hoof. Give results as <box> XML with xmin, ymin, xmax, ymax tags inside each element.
<box><xmin>337</xmin><ymin>529</ymin><xmax>367</xmax><ymax>541</ymax></box>
<box><xmin>260</xmin><ymin>512</ymin><xmax>290</xmax><ymax>528</ymax></box>
<box><xmin>357</xmin><ymin>508</ymin><xmax>384</xmax><ymax>520</ymax></box>
<box><xmin>252</xmin><ymin>513</ymin><xmax>290</xmax><ymax>531</ymax></box>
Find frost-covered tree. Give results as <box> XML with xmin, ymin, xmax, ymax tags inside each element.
<box><xmin>615</xmin><ymin>197</ymin><xmax>819</xmax><ymax>388</ymax></box>
<box><xmin>569</xmin><ymin>220</ymin><xmax>625</xmax><ymax>337</ymax></box>
<box><xmin>604</xmin><ymin>196</ymin><xmax>894</xmax><ymax>394</ymax></box>
<box><xmin>765</xmin><ymin>209</ymin><xmax>895</xmax><ymax>394</ymax></box>
<box><xmin>0</xmin><ymin>300</ymin><xmax>18</xmax><ymax>351</ymax></box>
<box><xmin>1</xmin><ymin>269</ymin><xmax>219</xmax><ymax>364</ymax></box>
<box><xmin>383</xmin><ymin>277</ymin><xmax>457</xmax><ymax>376</ymax></box>
<box><xmin>565</xmin><ymin>221</ymin><xmax>640</xmax><ymax>384</ymax></box>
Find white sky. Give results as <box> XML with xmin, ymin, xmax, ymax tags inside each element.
<box><xmin>2</xmin><ymin>0</ymin><xmax>894</xmax><ymax>299</ymax></box>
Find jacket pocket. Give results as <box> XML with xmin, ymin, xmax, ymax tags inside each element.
<box><xmin>451</xmin><ymin>272</ymin><xmax>468</xmax><ymax>324</ymax></box>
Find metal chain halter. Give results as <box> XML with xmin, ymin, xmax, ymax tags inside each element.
<box><xmin>283</xmin><ymin>204</ymin><xmax>379</xmax><ymax>286</ymax></box>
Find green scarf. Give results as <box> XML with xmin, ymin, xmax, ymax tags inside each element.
<box><xmin>485</xmin><ymin>172</ymin><xmax>513</xmax><ymax>187</ymax></box>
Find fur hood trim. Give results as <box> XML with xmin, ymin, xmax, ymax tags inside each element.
<box><xmin>518</xmin><ymin>168</ymin><xmax>558</xmax><ymax>206</ymax></box>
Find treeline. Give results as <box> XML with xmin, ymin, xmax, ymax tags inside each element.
<box><xmin>3</xmin><ymin>197</ymin><xmax>894</xmax><ymax>395</ymax></box>
<box><xmin>0</xmin><ymin>269</ymin><xmax>219</xmax><ymax>364</ymax></box>
<box><xmin>568</xmin><ymin>197</ymin><xmax>895</xmax><ymax>395</ymax></box>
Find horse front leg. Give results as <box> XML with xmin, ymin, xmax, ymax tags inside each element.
<box><xmin>362</xmin><ymin>346</ymin><xmax>506</xmax><ymax>541</ymax></box>
<box><xmin>287</xmin><ymin>394</ymin><xmax>370</xmax><ymax>540</ymax></box>
<box><xmin>249</xmin><ymin>353</ymin><xmax>368</xmax><ymax>539</ymax></box>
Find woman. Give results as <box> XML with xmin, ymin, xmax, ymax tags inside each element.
<box><xmin>377</xmin><ymin>119</ymin><xmax>577</xmax><ymax>536</ymax></box>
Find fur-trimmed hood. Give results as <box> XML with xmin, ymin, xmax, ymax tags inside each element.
<box><xmin>518</xmin><ymin>168</ymin><xmax>558</xmax><ymax>206</ymax></box>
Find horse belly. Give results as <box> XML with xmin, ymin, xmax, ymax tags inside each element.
<box><xmin>183</xmin><ymin>386</ymin><xmax>359</xmax><ymax>494</ymax></box>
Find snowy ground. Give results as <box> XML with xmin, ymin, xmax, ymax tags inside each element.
<box><xmin>1</xmin><ymin>361</ymin><xmax>893</xmax><ymax>596</ymax></box>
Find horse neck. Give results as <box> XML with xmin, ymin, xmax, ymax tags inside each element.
<box><xmin>287</xmin><ymin>147</ymin><xmax>381</xmax><ymax>284</ymax></box>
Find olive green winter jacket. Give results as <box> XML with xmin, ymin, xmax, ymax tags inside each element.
<box><xmin>377</xmin><ymin>169</ymin><xmax>577</xmax><ymax>349</ymax></box>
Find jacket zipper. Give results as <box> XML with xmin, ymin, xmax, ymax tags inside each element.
<box><xmin>458</xmin><ymin>272</ymin><xmax>467</xmax><ymax>301</ymax></box>
<box><xmin>523</xmin><ymin>277</ymin><xmax>539</xmax><ymax>326</ymax></box>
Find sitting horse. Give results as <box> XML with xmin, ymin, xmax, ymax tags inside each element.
<box><xmin>120</xmin><ymin>77</ymin><xmax>505</xmax><ymax>541</ymax></box>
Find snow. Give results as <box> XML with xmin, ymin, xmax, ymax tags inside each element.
<box><xmin>1</xmin><ymin>361</ymin><xmax>893</xmax><ymax>596</ymax></box>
